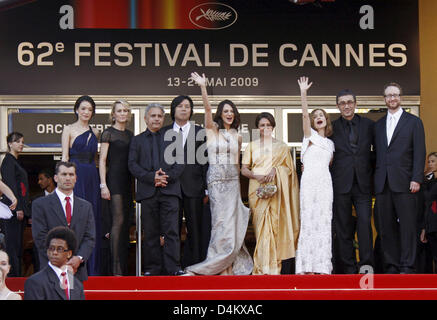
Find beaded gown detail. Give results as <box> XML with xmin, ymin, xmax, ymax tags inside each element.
<box><xmin>185</xmin><ymin>130</ymin><xmax>253</xmax><ymax>275</ymax></box>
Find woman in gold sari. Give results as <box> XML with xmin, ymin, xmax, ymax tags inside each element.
<box><xmin>242</xmin><ymin>112</ymin><xmax>300</xmax><ymax>274</ymax></box>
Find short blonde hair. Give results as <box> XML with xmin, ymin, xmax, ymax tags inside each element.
<box><xmin>110</xmin><ymin>99</ymin><xmax>132</xmax><ymax>124</ymax></box>
<box><xmin>310</xmin><ymin>108</ymin><xmax>333</xmax><ymax>137</ymax></box>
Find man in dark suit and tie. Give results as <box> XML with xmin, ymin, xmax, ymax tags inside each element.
<box><xmin>31</xmin><ymin>168</ymin><xmax>56</xmax><ymax>272</ymax></box>
<box><xmin>128</xmin><ymin>103</ymin><xmax>185</xmax><ymax>276</ymax></box>
<box><xmin>162</xmin><ymin>95</ymin><xmax>209</xmax><ymax>268</ymax></box>
<box><xmin>31</xmin><ymin>161</ymin><xmax>96</xmax><ymax>282</ymax></box>
<box><xmin>330</xmin><ymin>89</ymin><xmax>375</xmax><ymax>274</ymax></box>
<box><xmin>24</xmin><ymin>226</ymin><xmax>85</xmax><ymax>300</ymax></box>
<box><xmin>374</xmin><ymin>82</ymin><xmax>426</xmax><ymax>274</ymax></box>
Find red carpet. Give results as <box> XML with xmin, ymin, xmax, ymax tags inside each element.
<box><xmin>6</xmin><ymin>274</ymin><xmax>437</xmax><ymax>300</ymax></box>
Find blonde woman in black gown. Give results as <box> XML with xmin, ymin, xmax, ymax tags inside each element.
<box><xmin>99</xmin><ymin>99</ymin><xmax>133</xmax><ymax>276</ymax></box>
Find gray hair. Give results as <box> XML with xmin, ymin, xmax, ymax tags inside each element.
<box><xmin>145</xmin><ymin>103</ymin><xmax>165</xmax><ymax>116</ymax></box>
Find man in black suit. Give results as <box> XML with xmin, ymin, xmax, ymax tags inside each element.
<box><xmin>24</xmin><ymin>226</ymin><xmax>85</xmax><ymax>300</ymax></box>
<box><xmin>162</xmin><ymin>95</ymin><xmax>209</xmax><ymax>268</ymax></box>
<box><xmin>374</xmin><ymin>82</ymin><xmax>426</xmax><ymax>274</ymax></box>
<box><xmin>31</xmin><ymin>161</ymin><xmax>96</xmax><ymax>282</ymax></box>
<box><xmin>330</xmin><ymin>89</ymin><xmax>375</xmax><ymax>274</ymax></box>
<box><xmin>31</xmin><ymin>168</ymin><xmax>56</xmax><ymax>272</ymax></box>
<box><xmin>128</xmin><ymin>103</ymin><xmax>185</xmax><ymax>275</ymax></box>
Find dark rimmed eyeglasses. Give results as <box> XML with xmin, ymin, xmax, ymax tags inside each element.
<box><xmin>384</xmin><ymin>94</ymin><xmax>400</xmax><ymax>99</ymax></box>
<box><xmin>338</xmin><ymin>100</ymin><xmax>355</xmax><ymax>107</ymax></box>
<box><xmin>47</xmin><ymin>246</ymin><xmax>69</xmax><ymax>253</ymax></box>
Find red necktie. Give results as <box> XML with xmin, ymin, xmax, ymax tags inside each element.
<box><xmin>65</xmin><ymin>197</ymin><xmax>72</xmax><ymax>226</ymax></box>
<box><xmin>61</xmin><ymin>271</ymin><xmax>70</xmax><ymax>300</ymax></box>
<box><xmin>432</xmin><ymin>201</ymin><xmax>437</xmax><ymax>214</ymax></box>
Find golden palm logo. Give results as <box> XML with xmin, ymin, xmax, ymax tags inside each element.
<box><xmin>189</xmin><ymin>3</ymin><xmax>238</xmax><ymax>30</ymax></box>
<box><xmin>195</xmin><ymin>8</ymin><xmax>232</xmax><ymax>22</ymax></box>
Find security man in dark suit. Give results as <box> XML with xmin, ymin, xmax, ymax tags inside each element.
<box><xmin>128</xmin><ymin>103</ymin><xmax>185</xmax><ymax>276</ymax></box>
<box><xmin>373</xmin><ymin>82</ymin><xmax>426</xmax><ymax>274</ymax></box>
<box><xmin>32</xmin><ymin>161</ymin><xmax>96</xmax><ymax>282</ymax></box>
<box><xmin>330</xmin><ymin>89</ymin><xmax>375</xmax><ymax>274</ymax></box>
<box><xmin>162</xmin><ymin>95</ymin><xmax>209</xmax><ymax>268</ymax></box>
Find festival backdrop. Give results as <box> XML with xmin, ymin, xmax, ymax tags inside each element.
<box><xmin>0</xmin><ymin>0</ymin><xmax>419</xmax><ymax>96</ymax></box>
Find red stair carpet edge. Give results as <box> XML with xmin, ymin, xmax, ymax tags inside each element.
<box><xmin>6</xmin><ymin>274</ymin><xmax>437</xmax><ymax>300</ymax></box>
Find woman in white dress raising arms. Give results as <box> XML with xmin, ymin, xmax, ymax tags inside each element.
<box><xmin>295</xmin><ymin>77</ymin><xmax>335</xmax><ymax>275</ymax></box>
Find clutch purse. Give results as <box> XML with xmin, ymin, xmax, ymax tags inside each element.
<box><xmin>256</xmin><ymin>183</ymin><xmax>278</xmax><ymax>199</ymax></box>
<box><xmin>0</xmin><ymin>201</ymin><xmax>13</xmax><ymax>219</ymax></box>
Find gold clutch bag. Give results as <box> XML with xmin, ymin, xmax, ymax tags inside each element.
<box><xmin>256</xmin><ymin>183</ymin><xmax>278</xmax><ymax>199</ymax></box>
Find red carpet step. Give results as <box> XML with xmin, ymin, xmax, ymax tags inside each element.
<box><xmin>7</xmin><ymin>274</ymin><xmax>437</xmax><ymax>300</ymax></box>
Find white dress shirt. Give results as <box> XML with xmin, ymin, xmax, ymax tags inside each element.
<box><xmin>55</xmin><ymin>188</ymin><xmax>74</xmax><ymax>219</ymax></box>
<box><xmin>48</xmin><ymin>262</ymin><xmax>70</xmax><ymax>296</ymax></box>
<box><xmin>386</xmin><ymin>108</ymin><xmax>403</xmax><ymax>145</ymax></box>
<box><xmin>173</xmin><ymin>121</ymin><xmax>191</xmax><ymax>147</ymax></box>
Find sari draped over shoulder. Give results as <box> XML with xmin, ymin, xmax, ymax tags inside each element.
<box><xmin>242</xmin><ymin>139</ymin><xmax>300</xmax><ymax>274</ymax></box>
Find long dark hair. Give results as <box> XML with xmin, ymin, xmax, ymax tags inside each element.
<box><xmin>74</xmin><ymin>95</ymin><xmax>96</xmax><ymax>120</ymax></box>
<box><xmin>213</xmin><ymin>99</ymin><xmax>240</xmax><ymax>130</ymax></box>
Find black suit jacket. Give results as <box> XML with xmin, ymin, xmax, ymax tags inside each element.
<box><xmin>128</xmin><ymin>128</ymin><xmax>185</xmax><ymax>201</ymax></box>
<box><xmin>31</xmin><ymin>192</ymin><xmax>96</xmax><ymax>281</ymax></box>
<box><xmin>24</xmin><ymin>265</ymin><xmax>85</xmax><ymax>300</ymax></box>
<box><xmin>162</xmin><ymin>123</ymin><xmax>208</xmax><ymax>198</ymax></box>
<box><xmin>330</xmin><ymin>115</ymin><xmax>375</xmax><ymax>194</ymax></box>
<box><xmin>0</xmin><ymin>153</ymin><xmax>31</xmax><ymax>217</ymax></box>
<box><xmin>374</xmin><ymin>110</ymin><xmax>426</xmax><ymax>194</ymax></box>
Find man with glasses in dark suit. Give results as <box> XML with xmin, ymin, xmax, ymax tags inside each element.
<box><xmin>330</xmin><ymin>89</ymin><xmax>375</xmax><ymax>274</ymax></box>
<box><xmin>373</xmin><ymin>83</ymin><xmax>426</xmax><ymax>274</ymax></box>
<box><xmin>24</xmin><ymin>226</ymin><xmax>85</xmax><ymax>300</ymax></box>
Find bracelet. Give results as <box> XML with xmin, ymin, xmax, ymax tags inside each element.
<box><xmin>99</xmin><ymin>184</ymin><xmax>107</xmax><ymax>189</ymax></box>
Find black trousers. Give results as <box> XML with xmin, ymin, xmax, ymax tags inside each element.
<box><xmin>426</xmin><ymin>232</ymin><xmax>437</xmax><ymax>271</ymax></box>
<box><xmin>141</xmin><ymin>191</ymin><xmax>181</xmax><ymax>275</ymax></box>
<box><xmin>2</xmin><ymin>214</ymin><xmax>24</xmax><ymax>277</ymax></box>
<box><xmin>178</xmin><ymin>193</ymin><xmax>210</xmax><ymax>268</ymax></box>
<box><xmin>333</xmin><ymin>180</ymin><xmax>374</xmax><ymax>274</ymax></box>
<box><xmin>375</xmin><ymin>182</ymin><xmax>417</xmax><ymax>273</ymax></box>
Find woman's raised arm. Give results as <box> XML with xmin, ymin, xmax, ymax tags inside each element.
<box><xmin>190</xmin><ymin>72</ymin><xmax>216</xmax><ymax>131</ymax></box>
<box><xmin>298</xmin><ymin>76</ymin><xmax>313</xmax><ymax>138</ymax></box>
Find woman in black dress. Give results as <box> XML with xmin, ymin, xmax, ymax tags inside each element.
<box><xmin>0</xmin><ymin>132</ymin><xmax>30</xmax><ymax>277</ymax></box>
<box><xmin>99</xmin><ymin>99</ymin><xmax>134</xmax><ymax>275</ymax></box>
<box><xmin>420</xmin><ymin>152</ymin><xmax>437</xmax><ymax>271</ymax></box>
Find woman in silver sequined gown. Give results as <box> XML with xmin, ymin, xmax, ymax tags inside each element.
<box><xmin>185</xmin><ymin>72</ymin><xmax>253</xmax><ymax>275</ymax></box>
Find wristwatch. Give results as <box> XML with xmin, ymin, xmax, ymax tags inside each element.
<box><xmin>99</xmin><ymin>184</ymin><xmax>107</xmax><ymax>189</ymax></box>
